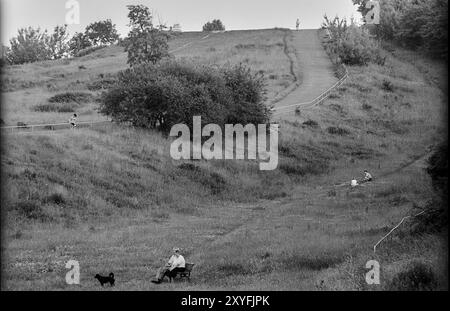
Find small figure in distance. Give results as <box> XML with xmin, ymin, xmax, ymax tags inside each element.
<box><xmin>361</xmin><ymin>170</ymin><xmax>373</xmax><ymax>183</ymax></box>
<box><xmin>296</xmin><ymin>18</ymin><xmax>300</xmax><ymax>31</ymax></box>
<box><xmin>69</xmin><ymin>113</ymin><xmax>78</xmax><ymax>128</ymax></box>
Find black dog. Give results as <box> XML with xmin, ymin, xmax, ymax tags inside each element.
<box><xmin>94</xmin><ymin>273</ymin><xmax>115</xmax><ymax>286</ymax></box>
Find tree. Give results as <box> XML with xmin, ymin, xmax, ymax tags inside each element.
<box><xmin>84</xmin><ymin>19</ymin><xmax>120</xmax><ymax>46</ymax></box>
<box><xmin>47</xmin><ymin>24</ymin><xmax>70</xmax><ymax>59</ymax></box>
<box><xmin>6</xmin><ymin>25</ymin><xmax>72</xmax><ymax>64</ymax></box>
<box><xmin>352</xmin><ymin>0</ymin><xmax>448</xmax><ymax>59</ymax></box>
<box><xmin>124</xmin><ymin>5</ymin><xmax>170</xmax><ymax>66</ymax></box>
<box><xmin>1</xmin><ymin>44</ymin><xmax>10</xmax><ymax>66</ymax></box>
<box><xmin>7</xmin><ymin>27</ymin><xmax>51</xmax><ymax>64</ymax></box>
<box><xmin>99</xmin><ymin>61</ymin><xmax>270</xmax><ymax>133</ymax></box>
<box><xmin>68</xmin><ymin>32</ymin><xmax>92</xmax><ymax>55</ymax></box>
<box><xmin>202</xmin><ymin>19</ymin><xmax>225</xmax><ymax>31</ymax></box>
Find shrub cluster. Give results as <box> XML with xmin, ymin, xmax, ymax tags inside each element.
<box><xmin>411</xmin><ymin>143</ymin><xmax>448</xmax><ymax>234</ymax></box>
<box><xmin>202</xmin><ymin>19</ymin><xmax>225</xmax><ymax>32</ymax></box>
<box><xmin>322</xmin><ymin>16</ymin><xmax>385</xmax><ymax>66</ymax></box>
<box><xmin>388</xmin><ymin>261</ymin><xmax>437</xmax><ymax>291</ymax></box>
<box><xmin>100</xmin><ymin>61</ymin><xmax>270</xmax><ymax>133</ymax></box>
<box><xmin>48</xmin><ymin>91</ymin><xmax>93</xmax><ymax>103</ymax></box>
<box><xmin>34</xmin><ymin>103</ymin><xmax>78</xmax><ymax>113</ymax></box>
<box><xmin>354</xmin><ymin>0</ymin><xmax>448</xmax><ymax>60</ymax></box>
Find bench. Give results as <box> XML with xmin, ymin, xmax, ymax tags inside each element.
<box><xmin>168</xmin><ymin>263</ymin><xmax>195</xmax><ymax>282</ymax></box>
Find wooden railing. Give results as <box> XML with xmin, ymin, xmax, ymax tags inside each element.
<box><xmin>1</xmin><ymin>120</ymin><xmax>111</xmax><ymax>134</ymax></box>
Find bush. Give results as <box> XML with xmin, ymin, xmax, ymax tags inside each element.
<box><xmin>12</xmin><ymin>200</ymin><xmax>47</xmax><ymax>221</ymax></box>
<box><xmin>100</xmin><ymin>61</ymin><xmax>270</xmax><ymax>133</ymax></box>
<box><xmin>48</xmin><ymin>91</ymin><xmax>93</xmax><ymax>103</ymax></box>
<box><xmin>389</xmin><ymin>261</ymin><xmax>437</xmax><ymax>291</ymax></box>
<box><xmin>202</xmin><ymin>19</ymin><xmax>225</xmax><ymax>31</ymax></box>
<box><xmin>327</xmin><ymin>126</ymin><xmax>350</xmax><ymax>135</ymax></box>
<box><xmin>411</xmin><ymin>143</ymin><xmax>448</xmax><ymax>234</ymax></box>
<box><xmin>303</xmin><ymin>120</ymin><xmax>319</xmax><ymax>128</ymax></box>
<box><xmin>354</xmin><ymin>0</ymin><xmax>448</xmax><ymax>60</ymax></box>
<box><xmin>322</xmin><ymin>16</ymin><xmax>385</xmax><ymax>66</ymax></box>
<box><xmin>124</xmin><ymin>5</ymin><xmax>170</xmax><ymax>66</ymax></box>
<box><xmin>44</xmin><ymin>193</ymin><xmax>66</xmax><ymax>205</ymax></box>
<box><xmin>381</xmin><ymin>79</ymin><xmax>395</xmax><ymax>92</ymax></box>
<box><xmin>34</xmin><ymin>103</ymin><xmax>77</xmax><ymax>113</ymax></box>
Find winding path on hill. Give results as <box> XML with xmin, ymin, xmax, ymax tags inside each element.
<box><xmin>272</xmin><ymin>29</ymin><xmax>338</xmax><ymax>115</ymax></box>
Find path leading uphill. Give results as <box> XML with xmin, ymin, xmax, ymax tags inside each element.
<box><xmin>273</xmin><ymin>29</ymin><xmax>338</xmax><ymax>116</ymax></box>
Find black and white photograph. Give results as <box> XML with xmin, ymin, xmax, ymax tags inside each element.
<box><xmin>0</xmin><ymin>0</ymin><xmax>448</xmax><ymax>295</ymax></box>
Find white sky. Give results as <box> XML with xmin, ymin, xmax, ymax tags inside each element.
<box><xmin>1</xmin><ymin>0</ymin><xmax>361</xmax><ymax>46</ymax></box>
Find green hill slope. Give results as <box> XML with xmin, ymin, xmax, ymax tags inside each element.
<box><xmin>1</xmin><ymin>29</ymin><xmax>447</xmax><ymax>290</ymax></box>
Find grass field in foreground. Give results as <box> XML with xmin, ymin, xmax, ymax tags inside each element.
<box><xmin>1</xmin><ymin>30</ymin><xmax>447</xmax><ymax>290</ymax></box>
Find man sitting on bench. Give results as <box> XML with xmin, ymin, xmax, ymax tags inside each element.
<box><xmin>151</xmin><ymin>247</ymin><xmax>185</xmax><ymax>284</ymax></box>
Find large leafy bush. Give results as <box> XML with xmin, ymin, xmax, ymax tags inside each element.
<box><xmin>100</xmin><ymin>61</ymin><xmax>270</xmax><ymax>133</ymax></box>
<box><xmin>322</xmin><ymin>16</ymin><xmax>385</xmax><ymax>66</ymax></box>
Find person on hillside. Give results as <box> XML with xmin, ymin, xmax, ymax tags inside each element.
<box><xmin>296</xmin><ymin>18</ymin><xmax>300</xmax><ymax>31</ymax></box>
<box><xmin>69</xmin><ymin>113</ymin><xmax>78</xmax><ymax>128</ymax></box>
<box><xmin>361</xmin><ymin>170</ymin><xmax>373</xmax><ymax>183</ymax></box>
<box><xmin>151</xmin><ymin>247</ymin><xmax>186</xmax><ymax>284</ymax></box>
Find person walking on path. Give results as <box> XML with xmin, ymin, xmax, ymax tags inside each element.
<box><xmin>69</xmin><ymin>113</ymin><xmax>78</xmax><ymax>128</ymax></box>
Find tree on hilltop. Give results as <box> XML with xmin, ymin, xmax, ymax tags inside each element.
<box><xmin>202</xmin><ymin>19</ymin><xmax>225</xmax><ymax>31</ymax></box>
<box><xmin>124</xmin><ymin>4</ymin><xmax>170</xmax><ymax>66</ymax></box>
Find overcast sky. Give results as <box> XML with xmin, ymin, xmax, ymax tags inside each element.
<box><xmin>1</xmin><ymin>0</ymin><xmax>361</xmax><ymax>46</ymax></box>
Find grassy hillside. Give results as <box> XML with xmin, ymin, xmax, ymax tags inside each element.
<box><xmin>1</xmin><ymin>29</ymin><xmax>447</xmax><ymax>290</ymax></box>
<box><xmin>1</xmin><ymin>29</ymin><xmax>295</xmax><ymax>126</ymax></box>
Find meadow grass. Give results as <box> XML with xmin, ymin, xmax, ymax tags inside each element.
<box><xmin>1</xmin><ymin>30</ymin><xmax>447</xmax><ymax>290</ymax></box>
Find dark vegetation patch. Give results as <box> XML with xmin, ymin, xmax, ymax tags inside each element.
<box><xmin>362</xmin><ymin>103</ymin><xmax>372</xmax><ymax>110</ymax></box>
<box><xmin>302</xmin><ymin>120</ymin><xmax>319</xmax><ymax>128</ymax></box>
<box><xmin>10</xmin><ymin>200</ymin><xmax>49</xmax><ymax>221</ymax></box>
<box><xmin>326</xmin><ymin>126</ymin><xmax>350</xmax><ymax>135</ymax></box>
<box><xmin>411</xmin><ymin>143</ymin><xmax>447</xmax><ymax>234</ymax></box>
<box><xmin>235</xmin><ymin>43</ymin><xmax>283</xmax><ymax>50</ymax></box>
<box><xmin>43</xmin><ymin>193</ymin><xmax>66</xmax><ymax>205</ymax></box>
<box><xmin>34</xmin><ymin>102</ymin><xmax>79</xmax><ymax>113</ymax></box>
<box><xmin>100</xmin><ymin>61</ymin><xmax>269</xmax><ymax>133</ymax></box>
<box><xmin>381</xmin><ymin>79</ymin><xmax>395</xmax><ymax>92</ymax></box>
<box><xmin>327</xmin><ymin>92</ymin><xmax>340</xmax><ymax>99</ymax></box>
<box><xmin>48</xmin><ymin>91</ymin><xmax>94</xmax><ymax>103</ymax></box>
<box><xmin>388</xmin><ymin>261</ymin><xmax>438</xmax><ymax>291</ymax></box>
